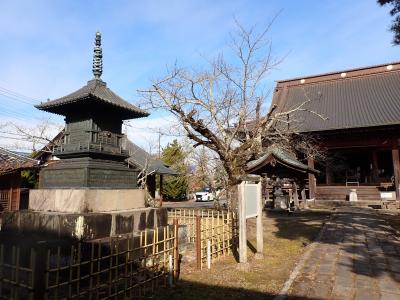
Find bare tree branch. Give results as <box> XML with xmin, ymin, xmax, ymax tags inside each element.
<box><xmin>138</xmin><ymin>19</ymin><xmax>326</xmax><ymax>203</ymax></box>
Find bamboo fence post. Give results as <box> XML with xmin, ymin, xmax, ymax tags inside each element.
<box><xmin>227</xmin><ymin>212</ymin><xmax>231</xmax><ymax>253</ymax></box>
<box><xmin>207</xmin><ymin>240</ymin><xmax>211</xmax><ymax>269</ymax></box>
<box><xmin>152</xmin><ymin>230</ymin><xmax>156</xmax><ymax>294</ymax></box>
<box><xmin>211</xmin><ymin>211</ymin><xmax>214</xmax><ymax>259</ymax></box>
<box><xmin>196</xmin><ymin>215</ymin><xmax>201</xmax><ymax>270</ymax></box>
<box><xmin>168</xmin><ymin>255</ymin><xmax>173</xmax><ymax>287</ymax></box>
<box><xmin>173</xmin><ymin>219</ymin><xmax>179</xmax><ymax>282</ymax></box>
<box><xmin>217</xmin><ymin>210</ymin><xmax>221</xmax><ymax>257</ymax></box>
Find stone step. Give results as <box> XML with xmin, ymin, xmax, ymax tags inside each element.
<box><xmin>311</xmin><ymin>200</ymin><xmax>385</xmax><ymax>208</ymax></box>
<box><xmin>316</xmin><ymin>185</ymin><xmax>381</xmax><ymax>201</ymax></box>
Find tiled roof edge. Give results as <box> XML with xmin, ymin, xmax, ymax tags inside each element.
<box><xmin>275</xmin><ymin>61</ymin><xmax>400</xmax><ymax>87</ymax></box>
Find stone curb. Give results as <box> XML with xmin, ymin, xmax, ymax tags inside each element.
<box><xmin>273</xmin><ymin>210</ymin><xmax>335</xmax><ymax>300</ymax></box>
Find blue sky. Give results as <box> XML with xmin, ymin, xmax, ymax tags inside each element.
<box><xmin>0</xmin><ymin>0</ymin><xmax>398</xmax><ymax>150</ymax></box>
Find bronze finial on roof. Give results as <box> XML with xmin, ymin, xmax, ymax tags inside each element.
<box><xmin>35</xmin><ymin>31</ymin><xmax>149</xmax><ymax>119</ymax></box>
<box><xmin>92</xmin><ymin>32</ymin><xmax>103</xmax><ymax>79</ymax></box>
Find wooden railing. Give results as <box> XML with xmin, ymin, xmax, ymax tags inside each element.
<box><xmin>0</xmin><ymin>224</ymin><xmax>178</xmax><ymax>299</ymax></box>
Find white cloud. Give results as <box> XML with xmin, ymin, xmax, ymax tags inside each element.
<box><xmin>125</xmin><ymin>114</ymin><xmax>181</xmax><ymax>151</ymax></box>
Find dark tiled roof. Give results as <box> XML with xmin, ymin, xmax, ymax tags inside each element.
<box><xmin>246</xmin><ymin>145</ymin><xmax>318</xmax><ymax>174</ymax></box>
<box><xmin>35</xmin><ymin>79</ymin><xmax>148</xmax><ymax>119</ymax></box>
<box><xmin>0</xmin><ymin>147</ymin><xmax>39</xmax><ymax>175</ymax></box>
<box><xmin>272</xmin><ymin>63</ymin><xmax>400</xmax><ymax>133</ymax></box>
<box><xmin>125</xmin><ymin>140</ymin><xmax>177</xmax><ymax>176</ymax></box>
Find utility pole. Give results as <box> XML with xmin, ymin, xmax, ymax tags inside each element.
<box><xmin>158</xmin><ymin>128</ymin><xmax>161</xmax><ymax>159</ymax></box>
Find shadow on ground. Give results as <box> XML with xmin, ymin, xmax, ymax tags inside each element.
<box><xmin>158</xmin><ymin>279</ymin><xmax>321</xmax><ymax>300</ymax></box>
<box><xmin>264</xmin><ymin>209</ymin><xmax>331</xmax><ymax>243</ymax></box>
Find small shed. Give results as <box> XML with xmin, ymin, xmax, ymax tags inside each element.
<box><xmin>247</xmin><ymin>146</ymin><xmax>318</xmax><ymax>178</ymax></box>
<box><xmin>125</xmin><ymin>140</ymin><xmax>177</xmax><ymax>200</ymax></box>
<box><xmin>246</xmin><ymin>146</ymin><xmax>319</xmax><ymax>207</ymax></box>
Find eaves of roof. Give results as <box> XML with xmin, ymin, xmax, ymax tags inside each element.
<box><xmin>246</xmin><ymin>146</ymin><xmax>318</xmax><ymax>174</ymax></box>
<box><xmin>35</xmin><ymin>79</ymin><xmax>149</xmax><ymax>119</ymax></box>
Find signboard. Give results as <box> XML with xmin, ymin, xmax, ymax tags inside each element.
<box><xmin>237</xmin><ymin>178</ymin><xmax>263</xmax><ymax>265</ymax></box>
<box><xmin>380</xmin><ymin>191</ymin><xmax>396</xmax><ymax>200</ymax></box>
<box><xmin>245</xmin><ymin>183</ymin><xmax>259</xmax><ymax>219</ymax></box>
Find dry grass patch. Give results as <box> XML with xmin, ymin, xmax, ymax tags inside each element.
<box><xmin>160</xmin><ymin>209</ymin><xmax>331</xmax><ymax>300</ymax></box>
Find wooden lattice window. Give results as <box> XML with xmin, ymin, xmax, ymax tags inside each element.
<box><xmin>97</xmin><ymin>131</ymin><xmax>115</xmax><ymax>145</ymax></box>
<box><xmin>0</xmin><ymin>189</ymin><xmax>10</xmax><ymax>211</ymax></box>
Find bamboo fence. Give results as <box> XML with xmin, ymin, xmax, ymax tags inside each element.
<box><xmin>0</xmin><ymin>223</ymin><xmax>178</xmax><ymax>300</ymax></box>
<box><xmin>168</xmin><ymin>208</ymin><xmax>238</xmax><ymax>269</ymax></box>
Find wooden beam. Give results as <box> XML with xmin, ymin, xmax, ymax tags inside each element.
<box><xmin>308</xmin><ymin>157</ymin><xmax>316</xmax><ymax>199</ymax></box>
<box><xmin>392</xmin><ymin>148</ymin><xmax>400</xmax><ymax>200</ymax></box>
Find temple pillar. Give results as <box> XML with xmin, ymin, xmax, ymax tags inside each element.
<box><xmin>293</xmin><ymin>183</ymin><xmax>299</xmax><ymax>210</ymax></box>
<box><xmin>325</xmin><ymin>164</ymin><xmax>333</xmax><ymax>184</ymax></box>
<box><xmin>392</xmin><ymin>147</ymin><xmax>400</xmax><ymax>200</ymax></box>
<box><xmin>372</xmin><ymin>150</ymin><xmax>379</xmax><ymax>183</ymax></box>
<box><xmin>308</xmin><ymin>157</ymin><xmax>316</xmax><ymax>199</ymax></box>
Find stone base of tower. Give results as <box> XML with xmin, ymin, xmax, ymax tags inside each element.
<box><xmin>29</xmin><ymin>188</ymin><xmax>145</xmax><ymax>213</ymax></box>
<box><xmin>1</xmin><ymin>207</ymin><xmax>167</xmax><ymax>241</ymax></box>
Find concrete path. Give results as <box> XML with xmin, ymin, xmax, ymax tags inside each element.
<box><xmin>288</xmin><ymin>208</ymin><xmax>400</xmax><ymax>300</ymax></box>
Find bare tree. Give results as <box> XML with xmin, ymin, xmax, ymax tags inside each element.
<box><xmin>187</xmin><ymin>146</ymin><xmax>217</xmax><ymax>192</ymax></box>
<box><xmin>0</xmin><ymin>118</ymin><xmax>63</xmax><ymax>152</ymax></box>
<box><xmin>139</xmin><ymin>21</ymin><xmax>324</xmax><ymax>205</ymax></box>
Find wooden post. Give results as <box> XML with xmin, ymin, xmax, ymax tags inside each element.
<box><xmin>237</xmin><ymin>182</ymin><xmax>249</xmax><ymax>271</ymax></box>
<box><xmin>207</xmin><ymin>240</ymin><xmax>211</xmax><ymax>269</ymax></box>
<box><xmin>372</xmin><ymin>150</ymin><xmax>379</xmax><ymax>183</ymax></box>
<box><xmin>308</xmin><ymin>157</ymin><xmax>316</xmax><ymax>199</ymax></box>
<box><xmin>288</xmin><ymin>188</ymin><xmax>293</xmax><ymax>212</ymax></box>
<box><xmin>147</xmin><ymin>174</ymin><xmax>156</xmax><ymax>198</ymax></box>
<box><xmin>325</xmin><ymin>164</ymin><xmax>333</xmax><ymax>185</ymax></box>
<box><xmin>196</xmin><ymin>215</ymin><xmax>201</xmax><ymax>270</ymax></box>
<box><xmin>255</xmin><ymin>180</ymin><xmax>264</xmax><ymax>259</ymax></box>
<box><xmin>238</xmin><ymin>182</ymin><xmax>246</xmax><ymax>263</ymax></box>
<box><xmin>32</xmin><ymin>242</ymin><xmax>47</xmax><ymax>300</ymax></box>
<box><xmin>293</xmin><ymin>183</ymin><xmax>299</xmax><ymax>210</ymax></box>
<box><xmin>7</xmin><ymin>188</ymin><xmax>12</xmax><ymax>211</ymax></box>
<box><xmin>159</xmin><ymin>175</ymin><xmax>163</xmax><ymax>207</ymax></box>
<box><xmin>392</xmin><ymin>148</ymin><xmax>400</xmax><ymax>200</ymax></box>
<box><xmin>301</xmin><ymin>189</ymin><xmax>307</xmax><ymax>209</ymax></box>
<box><xmin>173</xmin><ymin>219</ymin><xmax>179</xmax><ymax>281</ymax></box>
<box><xmin>168</xmin><ymin>255</ymin><xmax>173</xmax><ymax>287</ymax></box>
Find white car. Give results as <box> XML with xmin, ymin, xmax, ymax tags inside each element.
<box><xmin>195</xmin><ymin>188</ymin><xmax>215</xmax><ymax>202</ymax></box>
